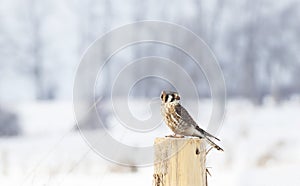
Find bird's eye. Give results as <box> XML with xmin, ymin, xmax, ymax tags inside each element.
<box><xmin>160</xmin><ymin>94</ymin><xmax>163</xmax><ymax>100</ymax></box>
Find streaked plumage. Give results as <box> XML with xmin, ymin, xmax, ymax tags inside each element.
<box><xmin>160</xmin><ymin>90</ymin><xmax>223</xmax><ymax>151</ymax></box>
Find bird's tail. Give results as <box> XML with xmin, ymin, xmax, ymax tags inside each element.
<box><xmin>194</xmin><ymin>126</ymin><xmax>223</xmax><ymax>151</ymax></box>
<box><xmin>195</xmin><ymin>126</ymin><xmax>220</xmax><ymax>141</ymax></box>
<box><xmin>204</xmin><ymin>136</ymin><xmax>224</xmax><ymax>151</ymax></box>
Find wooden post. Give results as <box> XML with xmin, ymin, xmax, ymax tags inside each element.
<box><xmin>153</xmin><ymin>137</ymin><xmax>206</xmax><ymax>186</ymax></box>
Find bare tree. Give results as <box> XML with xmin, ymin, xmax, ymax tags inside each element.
<box><xmin>74</xmin><ymin>0</ymin><xmax>113</xmax><ymax>129</ymax></box>
<box><xmin>19</xmin><ymin>0</ymin><xmax>54</xmax><ymax>100</ymax></box>
<box><xmin>208</xmin><ymin>0</ymin><xmax>225</xmax><ymax>48</ymax></box>
<box><xmin>29</xmin><ymin>0</ymin><xmax>45</xmax><ymax>99</ymax></box>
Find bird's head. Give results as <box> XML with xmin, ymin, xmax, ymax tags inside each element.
<box><xmin>160</xmin><ymin>91</ymin><xmax>180</xmax><ymax>103</ymax></box>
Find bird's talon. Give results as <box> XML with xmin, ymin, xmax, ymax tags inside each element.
<box><xmin>165</xmin><ymin>134</ymin><xmax>175</xmax><ymax>137</ymax></box>
<box><xmin>174</xmin><ymin>134</ymin><xmax>185</xmax><ymax>138</ymax></box>
<box><xmin>165</xmin><ymin>134</ymin><xmax>185</xmax><ymax>138</ymax></box>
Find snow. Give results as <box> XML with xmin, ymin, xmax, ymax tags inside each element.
<box><xmin>0</xmin><ymin>98</ymin><xmax>299</xmax><ymax>186</ymax></box>
<box><xmin>13</xmin><ymin>101</ymin><xmax>75</xmax><ymax>136</ymax></box>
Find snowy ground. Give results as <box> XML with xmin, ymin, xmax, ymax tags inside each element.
<box><xmin>0</xmin><ymin>98</ymin><xmax>300</xmax><ymax>186</ymax></box>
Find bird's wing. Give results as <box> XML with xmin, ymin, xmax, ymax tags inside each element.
<box><xmin>175</xmin><ymin>104</ymin><xmax>220</xmax><ymax>141</ymax></box>
<box><xmin>175</xmin><ymin>104</ymin><xmax>198</xmax><ymax>127</ymax></box>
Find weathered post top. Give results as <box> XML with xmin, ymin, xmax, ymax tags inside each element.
<box><xmin>153</xmin><ymin>137</ymin><xmax>207</xmax><ymax>186</ymax></box>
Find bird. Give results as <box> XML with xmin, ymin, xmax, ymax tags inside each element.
<box><xmin>160</xmin><ymin>90</ymin><xmax>223</xmax><ymax>151</ymax></box>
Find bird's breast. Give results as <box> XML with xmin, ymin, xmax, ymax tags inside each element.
<box><xmin>161</xmin><ymin>103</ymin><xmax>181</xmax><ymax>133</ymax></box>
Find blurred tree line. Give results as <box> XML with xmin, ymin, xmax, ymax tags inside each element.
<box><xmin>0</xmin><ymin>0</ymin><xmax>299</xmax><ymax>104</ymax></box>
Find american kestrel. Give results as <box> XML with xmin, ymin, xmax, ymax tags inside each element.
<box><xmin>160</xmin><ymin>90</ymin><xmax>223</xmax><ymax>151</ymax></box>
